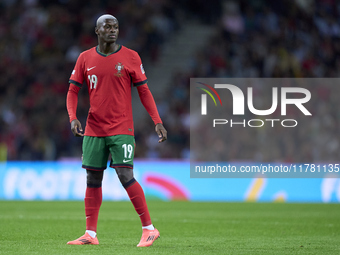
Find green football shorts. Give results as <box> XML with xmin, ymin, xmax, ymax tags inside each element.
<box><xmin>82</xmin><ymin>135</ymin><xmax>135</xmax><ymax>170</ymax></box>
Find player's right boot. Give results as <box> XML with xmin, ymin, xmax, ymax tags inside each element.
<box><xmin>67</xmin><ymin>232</ymin><xmax>99</xmax><ymax>245</ymax></box>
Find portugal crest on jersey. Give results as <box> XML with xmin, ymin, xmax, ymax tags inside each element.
<box><xmin>114</xmin><ymin>62</ymin><xmax>124</xmax><ymax>77</ymax></box>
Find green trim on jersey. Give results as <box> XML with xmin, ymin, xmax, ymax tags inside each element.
<box><xmin>69</xmin><ymin>79</ymin><xmax>82</xmax><ymax>88</ymax></box>
<box><xmin>96</xmin><ymin>45</ymin><xmax>122</xmax><ymax>57</ymax></box>
<box><xmin>133</xmin><ymin>79</ymin><xmax>148</xmax><ymax>87</ymax></box>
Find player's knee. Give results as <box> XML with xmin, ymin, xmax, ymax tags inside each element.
<box><xmin>86</xmin><ymin>170</ymin><xmax>103</xmax><ymax>188</ymax></box>
<box><xmin>115</xmin><ymin>168</ymin><xmax>133</xmax><ymax>185</ymax></box>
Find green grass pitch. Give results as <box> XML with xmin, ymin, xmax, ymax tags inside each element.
<box><xmin>1</xmin><ymin>201</ymin><xmax>340</xmax><ymax>254</ymax></box>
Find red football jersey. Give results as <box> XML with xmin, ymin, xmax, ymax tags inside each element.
<box><xmin>69</xmin><ymin>45</ymin><xmax>147</xmax><ymax>136</ymax></box>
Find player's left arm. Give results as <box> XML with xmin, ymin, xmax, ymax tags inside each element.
<box><xmin>155</xmin><ymin>123</ymin><xmax>167</xmax><ymax>143</ymax></box>
<box><xmin>131</xmin><ymin>51</ymin><xmax>167</xmax><ymax>142</ymax></box>
<box><xmin>137</xmin><ymin>84</ymin><xmax>167</xmax><ymax>143</ymax></box>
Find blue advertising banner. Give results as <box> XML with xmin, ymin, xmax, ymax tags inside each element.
<box><xmin>0</xmin><ymin>161</ymin><xmax>339</xmax><ymax>202</ymax></box>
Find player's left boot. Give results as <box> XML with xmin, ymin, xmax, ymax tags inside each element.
<box><xmin>67</xmin><ymin>232</ymin><xmax>99</xmax><ymax>245</ymax></box>
<box><xmin>137</xmin><ymin>228</ymin><xmax>160</xmax><ymax>247</ymax></box>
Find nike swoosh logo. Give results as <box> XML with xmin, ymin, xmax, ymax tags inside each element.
<box><xmin>87</xmin><ymin>66</ymin><xmax>96</xmax><ymax>71</ymax></box>
<box><xmin>123</xmin><ymin>159</ymin><xmax>132</xmax><ymax>163</ymax></box>
<box><xmin>79</xmin><ymin>239</ymin><xmax>92</xmax><ymax>244</ymax></box>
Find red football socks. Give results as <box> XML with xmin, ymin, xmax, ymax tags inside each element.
<box><xmin>124</xmin><ymin>178</ymin><xmax>152</xmax><ymax>226</ymax></box>
<box><xmin>84</xmin><ymin>187</ymin><xmax>102</xmax><ymax>232</ymax></box>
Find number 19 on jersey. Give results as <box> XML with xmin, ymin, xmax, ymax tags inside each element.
<box><xmin>88</xmin><ymin>74</ymin><xmax>98</xmax><ymax>89</ymax></box>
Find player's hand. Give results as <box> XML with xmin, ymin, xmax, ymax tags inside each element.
<box><xmin>155</xmin><ymin>123</ymin><xmax>167</xmax><ymax>143</ymax></box>
<box><xmin>71</xmin><ymin>119</ymin><xmax>84</xmax><ymax>137</ymax></box>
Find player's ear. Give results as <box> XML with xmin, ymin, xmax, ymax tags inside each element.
<box><xmin>95</xmin><ymin>26</ymin><xmax>99</xmax><ymax>35</ymax></box>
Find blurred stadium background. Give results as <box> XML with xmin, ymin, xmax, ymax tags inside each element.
<box><xmin>1</xmin><ymin>0</ymin><xmax>340</xmax><ymax>201</ymax></box>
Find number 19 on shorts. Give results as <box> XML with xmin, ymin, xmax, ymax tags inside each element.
<box><xmin>122</xmin><ymin>144</ymin><xmax>133</xmax><ymax>159</ymax></box>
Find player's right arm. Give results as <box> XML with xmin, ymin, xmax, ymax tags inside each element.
<box><xmin>66</xmin><ymin>53</ymin><xmax>85</xmax><ymax>137</ymax></box>
<box><xmin>67</xmin><ymin>84</ymin><xmax>84</xmax><ymax>137</ymax></box>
